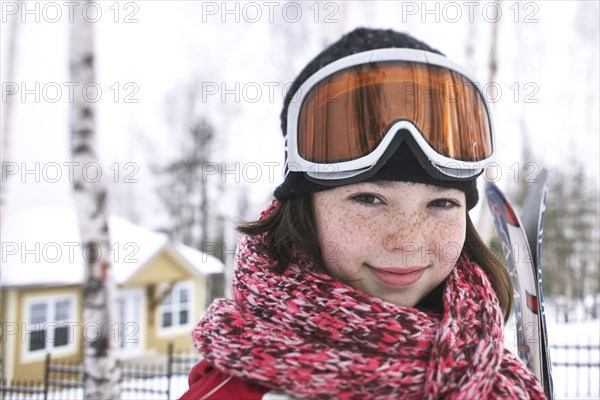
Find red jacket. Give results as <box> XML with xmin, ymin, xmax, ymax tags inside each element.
<box><xmin>180</xmin><ymin>360</ymin><xmax>280</xmax><ymax>399</ymax></box>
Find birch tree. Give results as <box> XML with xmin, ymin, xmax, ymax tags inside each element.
<box><xmin>0</xmin><ymin>0</ymin><xmax>22</xmax><ymax>382</ymax></box>
<box><xmin>0</xmin><ymin>0</ymin><xmax>21</xmax><ymax>219</ymax></box>
<box><xmin>69</xmin><ymin>2</ymin><xmax>120</xmax><ymax>398</ymax></box>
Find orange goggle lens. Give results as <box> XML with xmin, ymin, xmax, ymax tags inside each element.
<box><xmin>297</xmin><ymin>62</ymin><xmax>493</xmax><ymax>163</ymax></box>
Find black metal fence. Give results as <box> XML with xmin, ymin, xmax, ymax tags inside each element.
<box><xmin>550</xmin><ymin>343</ymin><xmax>600</xmax><ymax>399</ymax></box>
<box><xmin>2</xmin><ymin>343</ymin><xmax>599</xmax><ymax>399</ymax></box>
<box><xmin>0</xmin><ymin>343</ymin><xmax>200</xmax><ymax>400</ymax></box>
<box><xmin>0</xmin><ymin>380</ymin><xmax>45</xmax><ymax>399</ymax></box>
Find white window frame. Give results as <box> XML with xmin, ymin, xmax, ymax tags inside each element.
<box><xmin>22</xmin><ymin>293</ymin><xmax>78</xmax><ymax>362</ymax></box>
<box><xmin>157</xmin><ymin>280</ymin><xmax>194</xmax><ymax>336</ymax></box>
<box><xmin>115</xmin><ymin>287</ymin><xmax>147</xmax><ymax>358</ymax></box>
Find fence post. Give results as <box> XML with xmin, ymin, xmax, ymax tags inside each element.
<box><xmin>166</xmin><ymin>342</ymin><xmax>173</xmax><ymax>399</ymax></box>
<box><xmin>43</xmin><ymin>353</ymin><xmax>50</xmax><ymax>400</ymax></box>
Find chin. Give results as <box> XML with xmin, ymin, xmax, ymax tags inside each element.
<box><xmin>384</xmin><ymin>296</ymin><xmax>418</xmax><ymax>308</ymax></box>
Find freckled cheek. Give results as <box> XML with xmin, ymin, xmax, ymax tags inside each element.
<box><xmin>427</xmin><ymin>218</ymin><xmax>466</xmax><ymax>264</ymax></box>
<box><xmin>317</xmin><ymin>215</ymin><xmax>378</xmax><ymax>269</ymax></box>
<box><xmin>320</xmin><ymin>212</ymin><xmax>377</xmax><ymax>240</ymax></box>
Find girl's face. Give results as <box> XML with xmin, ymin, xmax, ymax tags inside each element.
<box><xmin>312</xmin><ymin>181</ymin><xmax>466</xmax><ymax>308</ymax></box>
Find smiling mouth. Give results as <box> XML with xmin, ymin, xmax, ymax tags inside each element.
<box><xmin>366</xmin><ymin>265</ymin><xmax>427</xmax><ymax>287</ymax></box>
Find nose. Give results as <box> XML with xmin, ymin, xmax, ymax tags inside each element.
<box><xmin>382</xmin><ymin>210</ymin><xmax>427</xmax><ymax>254</ymax></box>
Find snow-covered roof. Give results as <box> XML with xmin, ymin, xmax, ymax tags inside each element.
<box><xmin>174</xmin><ymin>243</ymin><xmax>224</xmax><ymax>275</ymax></box>
<box><xmin>1</xmin><ymin>207</ymin><xmax>224</xmax><ymax>288</ymax></box>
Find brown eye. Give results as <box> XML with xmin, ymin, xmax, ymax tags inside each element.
<box><xmin>351</xmin><ymin>194</ymin><xmax>383</xmax><ymax>205</ymax></box>
<box><xmin>429</xmin><ymin>199</ymin><xmax>460</xmax><ymax>209</ymax></box>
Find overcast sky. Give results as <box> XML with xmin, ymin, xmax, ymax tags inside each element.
<box><xmin>2</xmin><ymin>0</ymin><xmax>599</xmax><ymax>228</ymax></box>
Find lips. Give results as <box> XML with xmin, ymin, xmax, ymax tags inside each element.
<box><xmin>367</xmin><ymin>265</ymin><xmax>427</xmax><ymax>287</ymax></box>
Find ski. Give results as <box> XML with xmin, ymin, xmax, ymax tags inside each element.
<box><xmin>485</xmin><ymin>181</ymin><xmax>553</xmax><ymax>399</ymax></box>
<box><xmin>519</xmin><ymin>169</ymin><xmax>553</xmax><ymax>398</ymax></box>
<box><xmin>521</xmin><ymin>169</ymin><xmax>547</xmax><ymax>268</ymax></box>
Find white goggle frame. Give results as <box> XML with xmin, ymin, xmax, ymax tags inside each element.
<box><xmin>284</xmin><ymin>48</ymin><xmax>496</xmax><ymax>182</ymax></box>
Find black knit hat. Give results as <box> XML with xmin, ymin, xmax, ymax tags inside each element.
<box><xmin>274</xmin><ymin>28</ymin><xmax>480</xmax><ymax>209</ymax></box>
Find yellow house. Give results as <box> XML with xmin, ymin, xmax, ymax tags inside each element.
<box><xmin>1</xmin><ymin>207</ymin><xmax>224</xmax><ymax>381</ymax></box>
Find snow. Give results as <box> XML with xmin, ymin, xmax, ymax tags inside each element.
<box><xmin>174</xmin><ymin>243</ymin><xmax>225</xmax><ymax>275</ymax></box>
<box><xmin>1</xmin><ymin>207</ymin><xmax>223</xmax><ymax>288</ymax></box>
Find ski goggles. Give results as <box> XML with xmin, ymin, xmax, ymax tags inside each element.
<box><xmin>285</xmin><ymin>48</ymin><xmax>495</xmax><ymax>182</ymax></box>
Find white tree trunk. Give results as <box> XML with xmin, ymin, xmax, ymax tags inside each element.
<box><xmin>1</xmin><ymin>2</ymin><xmax>22</xmax><ymax>381</ymax></box>
<box><xmin>0</xmin><ymin>1</ymin><xmax>21</xmax><ymax>220</ymax></box>
<box><xmin>69</xmin><ymin>2</ymin><xmax>120</xmax><ymax>398</ymax></box>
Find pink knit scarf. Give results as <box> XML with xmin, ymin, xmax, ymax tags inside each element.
<box><xmin>192</xmin><ymin>202</ymin><xmax>546</xmax><ymax>399</ymax></box>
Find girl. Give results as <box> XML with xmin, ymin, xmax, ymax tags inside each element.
<box><xmin>182</xmin><ymin>28</ymin><xmax>547</xmax><ymax>399</ymax></box>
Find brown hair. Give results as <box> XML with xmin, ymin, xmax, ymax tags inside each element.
<box><xmin>238</xmin><ymin>196</ymin><xmax>513</xmax><ymax>322</ymax></box>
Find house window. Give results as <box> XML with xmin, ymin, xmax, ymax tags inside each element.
<box><xmin>159</xmin><ymin>281</ymin><xmax>192</xmax><ymax>332</ymax></box>
<box><xmin>29</xmin><ymin>304</ymin><xmax>47</xmax><ymax>351</ymax></box>
<box><xmin>26</xmin><ymin>295</ymin><xmax>75</xmax><ymax>355</ymax></box>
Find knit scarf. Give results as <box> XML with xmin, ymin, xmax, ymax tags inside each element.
<box><xmin>192</xmin><ymin>202</ymin><xmax>546</xmax><ymax>400</ymax></box>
